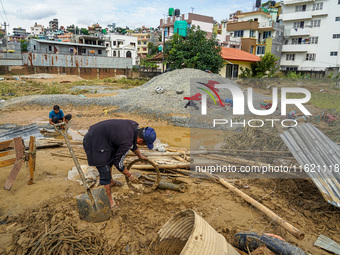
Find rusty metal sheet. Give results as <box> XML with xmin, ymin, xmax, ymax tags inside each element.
<box><xmin>280</xmin><ymin>123</ymin><xmax>340</xmax><ymax>207</ymax></box>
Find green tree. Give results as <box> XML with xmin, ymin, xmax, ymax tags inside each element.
<box><xmin>20</xmin><ymin>39</ymin><xmax>29</xmax><ymax>52</ymax></box>
<box><xmin>164</xmin><ymin>26</ymin><xmax>224</xmax><ymax>73</ymax></box>
<box><xmin>251</xmin><ymin>53</ymin><xmax>279</xmax><ymax>77</ymax></box>
<box><xmin>80</xmin><ymin>28</ymin><xmax>89</xmax><ymax>35</ymax></box>
<box><xmin>147</xmin><ymin>42</ymin><xmax>158</xmax><ymax>55</ymax></box>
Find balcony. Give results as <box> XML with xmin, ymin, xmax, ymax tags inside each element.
<box><xmin>280</xmin><ymin>11</ymin><xmax>312</xmax><ymax>21</ymax></box>
<box><xmin>312</xmin><ymin>10</ymin><xmax>328</xmax><ymax>17</ymax></box>
<box><xmin>227</xmin><ymin>20</ymin><xmax>259</xmax><ymax>31</ymax></box>
<box><xmin>282</xmin><ymin>44</ymin><xmax>309</xmax><ymax>52</ymax></box>
<box><xmin>285</xmin><ymin>27</ymin><xmax>311</xmax><ymax>37</ymax></box>
<box><xmin>284</xmin><ymin>0</ymin><xmax>314</xmax><ymax>4</ymax></box>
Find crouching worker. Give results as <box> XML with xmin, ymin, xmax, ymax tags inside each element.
<box><xmin>49</xmin><ymin>105</ymin><xmax>72</xmax><ymax>125</ymax></box>
<box><xmin>83</xmin><ymin>119</ymin><xmax>156</xmax><ymax>209</ymax></box>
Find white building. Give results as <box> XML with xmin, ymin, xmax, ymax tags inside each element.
<box><xmin>30</xmin><ymin>23</ymin><xmax>44</xmax><ymax>36</ymax></box>
<box><xmin>280</xmin><ymin>0</ymin><xmax>340</xmax><ymax>72</ymax></box>
<box><xmin>104</xmin><ymin>34</ymin><xmax>139</xmax><ymax>65</ymax></box>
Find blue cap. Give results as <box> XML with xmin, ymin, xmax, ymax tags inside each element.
<box><xmin>143</xmin><ymin>127</ymin><xmax>156</xmax><ymax>149</ymax></box>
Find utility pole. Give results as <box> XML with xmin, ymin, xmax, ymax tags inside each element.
<box><xmin>1</xmin><ymin>21</ymin><xmax>9</xmax><ymax>57</ymax></box>
<box><xmin>191</xmin><ymin>7</ymin><xmax>195</xmax><ymax>13</ymax></box>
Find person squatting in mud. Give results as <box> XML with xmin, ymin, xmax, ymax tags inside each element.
<box><xmin>83</xmin><ymin>119</ymin><xmax>156</xmax><ymax>209</ymax></box>
<box><xmin>49</xmin><ymin>105</ymin><xmax>72</xmax><ymax>125</ymax></box>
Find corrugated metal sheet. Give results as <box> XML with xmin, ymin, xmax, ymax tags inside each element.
<box><xmin>280</xmin><ymin>123</ymin><xmax>340</xmax><ymax>207</ymax></box>
<box><xmin>158</xmin><ymin>210</ymin><xmax>240</xmax><ymax>255</ymax></box>
<box><xmin>22</xmin><ymin>53</ymin><xmax>132</xmax><ymax>68</ymax></box>
<box><xmin>0</xmin><ymin>123</ymin><xmax>44</xmax><ymax>142</ymax></box>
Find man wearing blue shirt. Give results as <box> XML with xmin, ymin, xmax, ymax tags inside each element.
<box><xmin>49</xmin><ymin>105</ymin><xmax>72</xmax><ymax>125</ymax></box>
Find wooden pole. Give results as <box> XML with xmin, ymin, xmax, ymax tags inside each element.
<box><xmin>28</xmin><ymin>136</ymin><xmax>36</xmax><ymax>185</ymax></box>
<box><xmin>219</xmin><ymin>178</ymin><xmax>305</xmax><ymax>240</ymax></box>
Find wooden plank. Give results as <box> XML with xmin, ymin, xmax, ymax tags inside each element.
<box><xmin>0</xmin><ymin>158</ymin><xmax>16</xmax><ymax>168</ymax></box>
<box><xmin>0</xmin><ymin>150</ymin><xmax>16</xmax><ymax>158</ymax></box>
<box><xmin>28</xmin><ymin>136</ymin><xmax>36</xmax><ymax>185</ymax></box>
<box><xmin>3</xmin><ymin>137</ymin><xmax>25</xmax><ymax>191</ymax></box>
<box><xmin>0</xmin><ymin>140</ymin><xmax>14</xmax><ymax>150</ymax></box>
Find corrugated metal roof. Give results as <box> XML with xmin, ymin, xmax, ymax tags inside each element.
<box><xmin>0</xmin><ymin>123</ymin><xmax>44</xmax><ymax>142</ymax></box>
<box><xmin>280</xmin><ymin>123</ymin><xmax>340</xmax><ymax>207</ymax></box>
<box><xmin>34</xmin><ymin>39</ymin><xmax>106</xmax><ymax>48</ymax></box>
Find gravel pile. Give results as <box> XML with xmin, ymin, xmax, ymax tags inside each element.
<box><xmin>0</xmin><ymin>68</ymin><xmax>272</xmax><ymax>127</ymax></box>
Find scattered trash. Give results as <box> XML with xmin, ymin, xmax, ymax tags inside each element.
<box><xmin>176</xmin><ymin>89</ymin><xmax>184</xmax><ymax>94</ymax></box>
<box><xmin>13</xmin><ymin>76</ymin><xmax>20</xmax><ymax>81</ymax></box>
<box><xmin>287</xmin><ymin>110</ymin><xmax>297</xmax><ymax>119</ymax></box>
<box><xmin>67</xmin><ymin>165</ymin><xmax>99</xmax><ymax>186</ymax></box>
<box><xmin>314</xmin><ymin>234</ymin><xmax>340</xmax><ymax>255</ymax></box>
<box><xmin>78</xmin><ymin>94</ymin><xmax>86</xmax><ymax>98</ymax></box>
<box><xmin>0</xmin><ymin>77</ymin><xmax>4</xmax><ymax>81</ymax></box>
<box><xmin>233</xmin><ymin>232</ymin><xmax>306</xmax><ymax>255</ymax></box>
<box><xmin>225</xmin><ymin>98</ymin><xmax>233</xmax><ymax>107</ymax></box>
<box><xmin>183</xmin><ymin>93</ymin><xmax>202</xmax><ymax>101</ymax></box>
<box><xmin>153</xmin><ymin>140</ymin><xmax>168</xmax><ymax>152</ymax></box>
<box><xmin>155</xmin><ymin>86</ymin><xmax>165</xmax><ymax>94</ymax></box>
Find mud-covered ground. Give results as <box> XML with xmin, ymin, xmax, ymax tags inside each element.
<box><xmin>0</xmin><ymin>104</ymin><xmax>339</xmax><ymax>255</ymax></box>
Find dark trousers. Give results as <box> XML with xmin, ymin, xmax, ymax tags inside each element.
<box><xmin>51</xmin><ymin>114</ymin><xmax>72</xmax><ymax>124</ymax></box>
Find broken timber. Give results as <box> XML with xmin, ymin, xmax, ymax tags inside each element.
<box><xmin>0</xmin><ymin>136</ymin><xmax>37</xmax><ymax>190</ymax></box>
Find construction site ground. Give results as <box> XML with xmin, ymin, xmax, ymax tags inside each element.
<box><xmin>0</xmin><ymin>73</ymin><xmax>339</xmax><ymax>254</ymax></box>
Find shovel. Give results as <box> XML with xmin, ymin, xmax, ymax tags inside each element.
<box><xmin>55</xmin><ymin>123</ymin><xmax>111</xmax><ymax>223</ymax></box>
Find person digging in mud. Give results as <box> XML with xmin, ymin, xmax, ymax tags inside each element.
<box><xmin>49</xmin><ymin>105</ymin><xmax>72</xmax><ymax>125</ymax></box>
<box><xmin>83</xmin><ymin>119</ymin><xmax>156</xmax><ymax>210</ymax></box>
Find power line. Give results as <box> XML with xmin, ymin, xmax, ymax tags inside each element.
<box><xmin>0</xmin><ymin>0</ymin><xmax>8</xmax><ymax>23</ymax></box>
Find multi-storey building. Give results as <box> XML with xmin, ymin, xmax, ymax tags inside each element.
<box><xmin>226</xmin><ymin>9</ymin><xmax>284</xmax><ymax>62</ymax></box>
<box><xmin>215</xmin><ymin>20</ymin><xmax>242</xmax><ymax>49</ymax></box>
<box><xmin>49</xmin><ymin>18</ymin><xmax>59</xmax><ymax>32</ymax></box>
<box><xmin>103</xmin><ymin>34</ymin><xmax>139</xmax><ymax>65</ymax></box>
<box><xmin>30</xmin><ymin>23</ymin><xmax>44</xmax><ymax>36</ymax></box>
<box><xmin>280</xmin><ymin>0</ymin><xmax>340</xmax><ymax>72</ymax></box>
<box><xmin>130</xmin><ymin>32</ymin><xmax>151</xmax><ymax>58</ymax></box>
<box><xmin>159</xmin><ymin>10</ymin><xmax>214</xmax><ymax>42</ymax></box>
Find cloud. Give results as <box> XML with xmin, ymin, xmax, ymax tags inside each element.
<box><xmin>16</xmin><ymin>4</ymin><xmax>57</xmax><ymax>20</ymax></box>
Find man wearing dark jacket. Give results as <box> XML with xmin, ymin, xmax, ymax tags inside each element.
<box><xmin>83</xmin><ymin>119</ymin><xmax>156</xmax><ymax>209</ymax></box>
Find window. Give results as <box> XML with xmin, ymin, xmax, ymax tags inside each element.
<box><xmin>48</xmin><ymin>46</ymin><xmax>52</xmax><ymax>51</ymax></box>
<box><xmin>333</xmin><ymin>34</ymin><xmax>340</xmax><ymax>38</ymax></box>
<box><xmin>118</xmin><ymin>51</ymin><xmax>120</xmax><ymax>57</ymax></box>
<box><xmin>98</xmin><ymin>50</ymin><xmax>102</xmax><ymax>55</ymax></box>
<box><xmin>113</xmin><ymin>41</ymin><xmax>116</xmax><ymax>46</ymax></box>
<box><xmin>310</xmin><ymin>37</ymin><xmax>318</xmax><ymax>44</ymax></box>
<box><xmin>250</xmin><ymin>46</ymin><xmax>254</xmax><ymax>54</ymax></box>
<box><xmin>257</xmin><ymin>46</ymin><xmax>265</xmax><ymax>54</ymax></box>
<box><xmin>130</xmin><ymin>42</ymin><xmax>135</xmax><ymax>46</ymax></box>
<box><xmin>263</xmin><ymin>31</ymin><xmax>272</xmax><ymax>39</ymax></box>
<box><xmin>113</xmin><ymin>51</ymin><xmax>116</xmax><ymax>56</ymax></box>
<box><xmin>293</xmin><ymin>21</ymin><xmax>304</xmax><ymax>28</ymax></box>
<box><xmin>249</xmin><ymin>30</ymin><xmax>254</xmax><ymax>37</ymax></box>
<box><xmin>286</xmin><ymin>54</ymin><xmax>295</xmax><ymax>61</ymax></box>
<box><xmin>330</xmin><ymin>52</ymin><xmax>338</xmax><ymax>56</ymax></box>
<box><xmin>164</xmin><ymin>28</ymin><xmax>168</xmax><ymax>37</ymax></box>
<box><xmin>234</xmin><ymin>30</ymin><xmax>244</xmax><ymax>37</ymax></box>
<box><xmin>312</xmin><ymin>2</ymin><xmax>323</xmax><ymax>10</ymax></box>
<box><xmin>33</xmin><ymin>45</ymin><xmax>36</xmax><ymax>50</ymax></box>
<box><xmin>336</xmin><ymin>17</ymin><xmax>340</xmax><ymax>21</ymax></box>
<box><xmin>310</xmin><ymin>20</ymin><xmax>321</xmax><ymax>27</ymax></box>
<box><xmin>126</xmin><ymin>51</ymin><xmax>131</xmax><ymax>58</ymax></box>
<box><xmin>292</xmin><ymin>38</ymin><xmax>302</xmax><ymax>44</ymax></box>
<box><xmin>295</xmin><ymin>5</ymin><xmax>306</xmax><ymax>12</ymax></box>
<box><xmin>306</xmin><ymin>53</ymin><xmax>315</xmax><ymax>61</ymax></box>
<box><xmin>81</xmin><ymin>49</ymin><xmax>86</xmax><ymax>53</ymax></box>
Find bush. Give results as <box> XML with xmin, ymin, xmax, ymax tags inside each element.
<box><xmin>239</xmin><ymin>67</ymin><xmax>252</xmax><ymax>78</ymax></box>
<box><xmin>286</xmin><ymin>71</ymin><xmax>303</xmax><ymax>79</ymax></box>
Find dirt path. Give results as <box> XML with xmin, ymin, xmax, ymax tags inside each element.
<box><xmin>0</xmin><ymin>105</ymin><xmax>339</xmax><ymax>255</ymax></box>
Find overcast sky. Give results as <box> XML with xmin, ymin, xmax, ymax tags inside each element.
<box><xmin>1</xmin><ymin>0</ymin><xmax>254</xmax><ymax>32</ymax></box>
